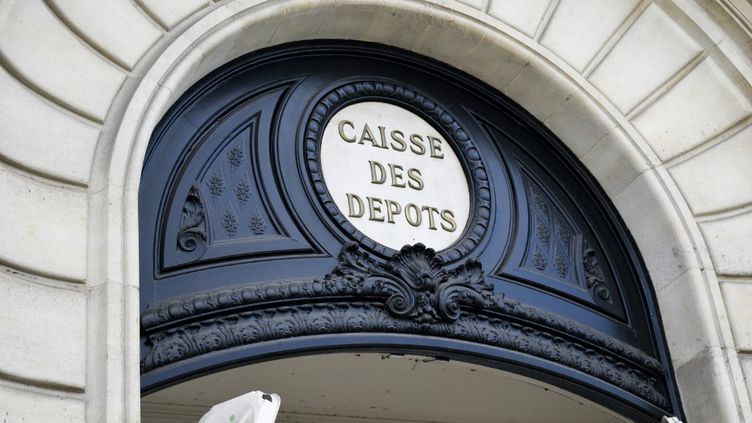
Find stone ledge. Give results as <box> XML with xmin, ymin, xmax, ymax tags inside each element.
<box><xmin>700</xmin><ymin>210</ymin><xmax>752</xmax><ymax>276</ymax></box>
<box><xmin>0</xmin><ymin>164</ymin><xmax>88</xmax><ymax>281</ymax></box>
<box><xmin>721</xmin><ymin>281</ymin><xmax>752</xmax><ymax>352</ymax></box>
<box><xmin>0</xmin><ymin>382</ymin><xmax>84</xmax><ymax>423</ymax></box>
<box><xmin>0</xmin><ymin>269</ymin><xmax>86</xmax><ymax>389</ymax></box>
<box><xmin>675</xmin><ymin>347</ymin><xmax>742</xmax><ymax>422</ymax></box>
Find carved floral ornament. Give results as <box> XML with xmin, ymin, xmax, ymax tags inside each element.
<box><xmin>141</xmin><ymin>242</ymin><xmax>669</xmax><ymax>409</ymax></box>
<box><xmin>172</xmin><ymin>81</ymin><xmax>617</xmax><ymax>315</ymax></box>
<box><xmin>177</xmin><ymin>185</ymin><xmax>206</xmax><ymax>254</ymax></box>
<box><xmin>333</xmin><ymin>243</ymin><xmax>493</xmax><ymax>324</ymax></box>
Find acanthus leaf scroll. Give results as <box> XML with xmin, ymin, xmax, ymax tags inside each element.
<box><xmin>177</xmin><ymin>184</ymin><xmax>207</xmax><ymax>257</ymax></box>
<box><xmin>141</xmin><ymin>242</ymin><xmax>668</xmax><ymax>409</ymax></box>
<box><xmin>335</xmin><ymin>243</ymin><xmax>494</xmax><ymax>324</ymax></box>
<box><xmin>583</xmin><ymin>241</ymin><xmax>613</xmax><ymax>304</ymax></box>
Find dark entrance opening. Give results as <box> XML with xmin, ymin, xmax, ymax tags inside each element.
<box><xmin>139</xmin><ymin>41</ymin><xmax>682</xmax><ymax>421</ymax></box>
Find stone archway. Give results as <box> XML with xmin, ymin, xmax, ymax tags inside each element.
<box><xmin>73</xmin><ymin>1</ymin><xmax>752</xmax><ymax>421</ymax></box>
<box><xmin>136</xmin><ymin>39</ymin><xmax>682</xmax><ymax>420</ymax></box>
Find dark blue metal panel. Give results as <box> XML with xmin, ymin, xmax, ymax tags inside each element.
<box><xmin>139</xmin><ymin>41</ymin><xmax>682</xmax><ymax>421</ymax></box>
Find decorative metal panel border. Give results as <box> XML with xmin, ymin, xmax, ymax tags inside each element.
<box><xmin>304</xmin><ymin>81</ymin><xmax>491</xmax><ymax>261</ymax></box>
<box><xmin>141</xmin><ymin>242</ymin><xmax>668</xmax><ymax>409</ymax></box>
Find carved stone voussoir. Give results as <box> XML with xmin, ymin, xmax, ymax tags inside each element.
<box><xmin>141</xmin><ymin>242</ymin><xmax>668</xmax><ymax>409</ymax></box>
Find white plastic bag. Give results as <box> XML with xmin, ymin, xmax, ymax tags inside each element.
<box><xmin>198</xmin><ymin>391</ymin><xmax>281</xmax><ymax>423</ymax></box>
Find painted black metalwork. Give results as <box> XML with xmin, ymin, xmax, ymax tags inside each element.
<box><xmin>176</xmin><ymin>185</ymin><xmax>206</xmax><ymax>255</ymax></box>
<box><xmin>139</xmin><ymin>41</ymin><xmax>683</xmax><ymax>421</ymax></box>
<box><xmin>142</xmin><ymin>242</ymin><xmax>667</xmax><ymax>409</ymax></box>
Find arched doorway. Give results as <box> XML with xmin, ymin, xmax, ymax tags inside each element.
<box><xmin>139</xmin><ymin>41</ymin><xmax>681</xmax><ymax>421</ymax></box>
<box><xmin>142</xmin><ymin>353</ymin><xmax>636</xmax><ymax>422</ymax></box>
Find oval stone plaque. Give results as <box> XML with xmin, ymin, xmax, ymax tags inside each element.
<box><xmin>320</xmin><ymin>101</ymin><xmax>470</xmax><ymax>251</ymax></box>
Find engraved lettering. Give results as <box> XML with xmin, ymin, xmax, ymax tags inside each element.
<box><xmin>441</xmin><ymin>209</ymin><xmax>457</xmax><ymax>232</ymax></box>
<box><xmin>405</xmin><ymin>203</ymin><xmax>422</xmax><ymax>227</ymax></box>
<box><xmin>390</xmin><ymin>130</ymin><xmax>407</xmax><ymax>151</ymax></box>
<box><xmin>421</xmin><ymin>206</ymin><xmax>440</xmax><ymax>230</ymax></box>
<box><xmin>409</xmin><ymin>134</ymin><xmax>426</xmax><ymax>155</ymax></box>
<box><xmin>346</xmin><ymin>193</ymin><xmax>364</xmax><ymax>218</ymax></box>
<box><xmin>369</xmin><ymin>160</ymin><xmax>386</xmax><ymax>185</ymax></box>
<box><xmin>338</xmin><ymin>120</ymin><xmax>356</xmax><ymax>143</ymax></box>
<box><xmin>320</xmin><ymin>102</ymin><xmax>470</xmax><ymax>250</ymax></box>
<box><xmin>428</xmin><ymin>136</ymin><xmax>444</xmax><ymax>159</ymax></box>
<box><xmin>367</xmin><ymin>197</ymin><xmax>385</xmax><ymax>222</ymax></box>
<box><xmin>359</xmin><ymin>123</ymin><xmax>376</xmax><ymax>146</ymax></box>
<box><xmin>389</xmin><ymin>164</ymin><xmax>406</xmax><ymax>188</ymax></box>
<box><xmin>407</xmin><ymin>168</ymin><xmax>423</xmax><ymax>190</ymax></box>
<box><xmin>385</xmin><ymin>199</ymin><xmax>402</xmax><ymax>224</ymax></box>
<box><xmin>376</xmin><ymin>126</ymin><xmax>389</xmax><ymax>149</ymax></box>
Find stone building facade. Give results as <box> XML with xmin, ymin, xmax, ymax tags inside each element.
<box><xmin>0</xmin><ymin>0</ymin><xmax>751</xmax><ymax>421</ymax></box>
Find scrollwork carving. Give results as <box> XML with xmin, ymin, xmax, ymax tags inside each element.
<box><xmin>176</xmin><ymin>185</ymin><xmax>207</xmax><ymax>255</ymax></box>
<box><xmin>583</xmin><ymin>243</ymin><xmax>613</xmax><ymax>303</ymax></box>
<box><xmin>339</xmin><ymin>243</ymin><xmax>494</xmax><ymax>324</ymax></box>
<box><xmin>142</xmin><ymin>301</ymin><xmax>667</xmax><ymax>409</ymax></box>
<box><xmin>142</xmin><ymin>243</ymin><xmax>667</xmax><ymax>409</ymax></box>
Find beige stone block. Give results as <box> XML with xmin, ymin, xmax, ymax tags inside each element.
<box><xmin>47</xmin><ymin>0</ymin><xmax>163</xmax><ymax>69</ymax></box>
<box><xmin>720</xmin><ymin>281</ymin><xmax>752</xmax><ymax>352</ymax></box>
<box><xmin>589</xmin><ymin>3</ymin><xmax>701</xmax><ymax>113</ymax></box>
<box><xmin>0</xmin><ymin>66</ymin><xmax>99</xmax><ymax>186</ymax></box>
<box><xmin>0</xmin><ymin>1</ymin><xmax>126</xmax><ymax>122</ymax></box>
<box><xmin>657</xmin><ymin>269</ymin><xmax>720</xmax><ymax>367</ymax></box>
<box><xmin>161</xmin><ymin>15</ymin><xmax>247</xmax><ymax>95</ymax></box>
<box><xmin>0</xmin><ymin>384</ymin><xmax>84</xmax><ymax>422</ymax></box>
<box><xmin>544</xmin><ymin>91</ymin><xmax>614</xmax><ymax>157</ymax></box>
<box><xmin>312</xmin><ymin>3</ymin><xmax>393</xmax><ymax>45</ymax></box>
<box><xmin>456</xmin><ymin>0</ymin><xmax>484</xmax><ymax>10</ymax></box>
<box><xmin>675</xmin><ymin>347</ymin><xmax>740</xmax><ymax>423</ymax></box>
<box><xmin>462</xmin><ymin>30</ymin><xmax>532</xmax><ymax>92</ymax></box>
<box><xmin>0</xmin><ymin>271</ymin><xmax>86</xmax><ymax>388</ymax></box>
<box><xmin>270</xmin><ymin>5</ymin><xmax>355</xmax><ymax>46</ymax></box>
<box><xmin>541</xmin><ymin>0</ymin><xmax>639</xmax><ymax>71</ymax></box>
<box><xmin>669</xmin><ymin>125</ymin><xmax>752</xmax><ymax>215</ymax></box>
<box><xmin>359</xmin><ymin>4</ymin><xmax>431</xmax><ymax>51</ymax></box>
<box><xmin>140</xmin><ymin>0</ymin><xmax>208</xmax><ymax>28</ymax></box>
<box><xmin>634</xmin><ymin>59</ymin><xmax>752</xmax><ymax>161</ymax></box>
<box><xmin>0</xmin><ymin>167</ymin><xmax>87</xmax><ymax>281</ymax></box>
<box><xmin>487</xmin><ymin>0</ymin><xmax>551</xmax><ymax>37</ymax></box>
<box><xmin>741</xmin><ymin>354</ymin><xmax>752</xmax><ymax>399</ymax></box>
<box><xmin>614</xmin><ymin>171</ymin><xmax>698</xmax><ymax>287</ymax></box>
<box><xmin>700</xmin><ymin>211</ymin><xmax>752</xmax><ymax>276</ymax></box>
<box><xmin>412</xmin><ymin>11</ymin><xmax>487</xmax><ymax>72</ymax></box>
<box><xmin>581</xmin><ymin>127</ymin><xmax>650</xmax><ymax>198</ymax></box>
<box><xmin>503</xmin><ymin>57</ymin><xmax>575</xmax><ymax>122</ymax></box>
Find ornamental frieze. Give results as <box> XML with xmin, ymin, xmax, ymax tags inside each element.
<box><xmin>141</xmin><ymin>242</ymin><xmax>667</xmax><ymax>409</ymax></box>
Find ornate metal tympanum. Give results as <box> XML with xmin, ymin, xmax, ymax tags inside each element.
<box><xmin>139</xmin><ymin>42</ymin><xmax>682</xmax><ymax>421</ymax></box>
